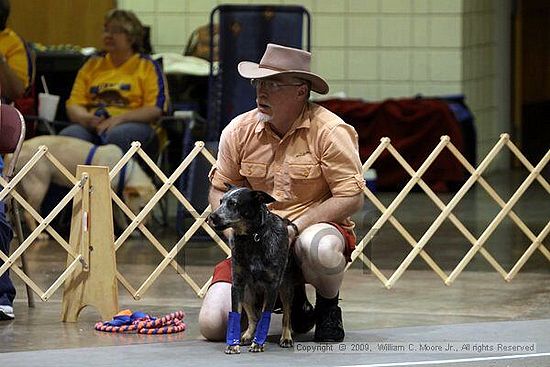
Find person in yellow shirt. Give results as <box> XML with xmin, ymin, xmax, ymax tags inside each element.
<box><xmin>61</xmin><ymin>9</ymin><xmax>168</xmax><ymax>154</ymax></box>
<box><xmin>0</xmin><ymin>0</ymin><xmax>30</xmax><ymax>102</ymax></box>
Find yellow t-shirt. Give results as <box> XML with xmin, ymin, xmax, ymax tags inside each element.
<box><xmin>0</xmin><ymin>27</ymin><xmax>31</xmax><ymax>90</ymax></box>
<box><xmin>66</xmin><ymin>52</ymin><xmax>168</xmax><ymax>117</ymax></box>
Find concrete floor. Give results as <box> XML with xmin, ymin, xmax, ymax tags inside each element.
<box><xmin>0</xmin><ymin>169</ymin><xmax>549</xmax><ymax>366</ymax></box>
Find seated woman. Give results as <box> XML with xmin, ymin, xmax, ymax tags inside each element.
<box><xmin>0</xmin><ymin>0</ymin><xmax>31</xmax><ymax>102</ymax></box>
<box><xmin>60</xmin><ymin>9</ymin><xmax>168</xmax><ymax>155</ymax></box>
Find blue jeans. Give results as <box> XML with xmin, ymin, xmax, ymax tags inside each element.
<box><xmin>0</xmin><ymin>201</ymin><xmax>15</xmax><ymax>307</ymax></box>
<box><xmin>59</xmin><ymin>122</ymin><xmax>158</xmax><ymax>156</ymax></box>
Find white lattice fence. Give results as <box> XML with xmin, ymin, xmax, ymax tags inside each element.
<box><xmin>110</xmin><ymin>141</ymin><xmax>230</xmax><ymax>299</ymax></box>
<box><xmin>1</xmin><ymin>134</ymin><xmax>548</xmax><ymax>305</ymax></box>
<box><xmin>0</xmin><ymin>145</ymin><xmax>89</xmax><ymax>301</ymax></box>
<box><xmin>348</xmin><ymin>133</ymin><xmax>550</xmax><ymax>288</ymax></box>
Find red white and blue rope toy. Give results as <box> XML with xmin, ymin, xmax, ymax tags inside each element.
<box><xmin>95</xmin><ymin>309</ymin><xmax>186</xmax><ymax>334</ymax></box>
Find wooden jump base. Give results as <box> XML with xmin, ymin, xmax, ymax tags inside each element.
<box><xmin>0</xmin><ymin>135</ymin><xmax>548</xmax><ymax>321</ymax></box>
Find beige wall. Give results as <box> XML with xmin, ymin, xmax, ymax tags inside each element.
<box><xmin>9</xmin><ymin>0</ymin><xmax>115</xmax><ymax>49</ymax></box>
<box><xmin>118</xmin><ymin>0</ymin><xmax>510</xmax><ymax>169</ymax></box>
<box><xmin>463</xmin><ymin>0</ymin><xmax>504</xmax><ymax>165</ymax></box>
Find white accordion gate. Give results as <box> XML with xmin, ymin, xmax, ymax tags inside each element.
<box><xmin>0</xmin><ymin>134</ymin><xmax>548</xmax><ymax>321</ymax></box>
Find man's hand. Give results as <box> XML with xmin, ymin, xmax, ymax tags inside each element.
<box><xmin>287</xmin><ymin>223</ymin><xmax>299</xmax><ymax>246</ymax></box>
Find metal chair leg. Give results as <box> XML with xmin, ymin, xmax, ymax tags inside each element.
<box><xmin>152</xmin><ymin>145</ymin><xmax>170</xmax><ymax>227</ymax></box>
<box><xmin>11</xmin><ymin>201</ymin><xmax>35</xmax><ymax>308</ymax></box>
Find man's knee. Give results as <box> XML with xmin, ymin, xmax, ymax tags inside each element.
<box><xmin>198</xmin><ymin>308</ymin><xmax>226</xmax><ymax>341</ymax></box>
<box><xmin>295</xmin><ymin>223</ymin><xmax>346</xmax><ymax>273</ymax></box>
<box><xmin>198</xmin><ymin>282</ymin><xmax>231</xmax><ymax>341</ymax></box>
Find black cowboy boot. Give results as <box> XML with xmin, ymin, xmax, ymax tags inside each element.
<box><xmin>313</xmin><ymin>292</ymin><xmax>344</xmax><ymax>342</ymax></box>
<box><xmin>290</xmin><ymin>283</ymin><xmax>315</xmax><ymax>334</ymax></box>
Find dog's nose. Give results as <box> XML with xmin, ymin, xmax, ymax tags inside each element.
<box><xmin>207</xmin><ymin>213</ymin><xmax>217</xmax><ymax>227</ymax></box>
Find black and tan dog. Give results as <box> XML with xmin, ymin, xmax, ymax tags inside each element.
<box><xmin>208</xmin><ymin>186</ymin><xmax>296</xmax><ymax>354</ymax></box>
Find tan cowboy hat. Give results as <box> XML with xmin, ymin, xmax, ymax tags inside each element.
<box><xmin>238</xmin><ymin>43</ymin><xmax>329</xmax><ymax>95</ymax></box>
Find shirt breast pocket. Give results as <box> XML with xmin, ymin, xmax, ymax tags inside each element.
<box><xmin>239</xmin><ymin>162</ymin><xmax>268</xmax><ymax>189</ymax></box>
<box><xmin>288</xmin><ymin>163</ymin><xmax>322</xmax><ymax>186</ymax></box>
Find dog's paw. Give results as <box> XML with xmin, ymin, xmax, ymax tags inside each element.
<box><xmin>249</xmin><ymin>342</ymin><xmax>265</xmax><ymax>353</ymax></box>
<box><xmin>241</xmin><ymin>335</ymin><xmax>253</xmax><ymax>346</ymax></box>
<box><xmin>279</xmin><ymin>338</ymin><xmax>294</xmax><ymax>348</ymax></box>
<box><xmin>225</xmin><ymin>345</ymin><xmax>241</xmax><ymax>354</ymax></box>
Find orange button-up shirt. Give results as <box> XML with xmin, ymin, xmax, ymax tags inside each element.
<box><xmin>209</xmin><ymin>102</ymin><xmax>366</xmax><ymax>232</ymax></box>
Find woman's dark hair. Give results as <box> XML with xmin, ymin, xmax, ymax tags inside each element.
<box><xmin>104</xmin><ymin>9</ymin><xmax>144</xmax><ymax>53</ymax></box>
<box><xmin>0</xmin><ymin>0</ymin><xmax>10</xmax><ymax>31</ymax></box>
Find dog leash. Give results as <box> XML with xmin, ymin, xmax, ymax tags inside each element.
<box><xmin>94</xmin><ymin>309</ymin><xmax>186</xmax><ymax>334</ymax></box>
<box><xmin>85</xmin><ymin>144</ymin><xmax>128</xmax><ymax>197</ymax></box>
<box><xmin>85</xmin><ymin>145</ymin><xmax>99</xmax><ymax>166</ymax></box>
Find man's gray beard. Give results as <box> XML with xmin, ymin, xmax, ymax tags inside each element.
<box><xmin>257</xmin><ymin>112</ymin><xmax>272</xmax><ymax>123</ymax></box>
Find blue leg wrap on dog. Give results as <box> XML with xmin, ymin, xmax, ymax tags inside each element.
<box><xmin>226</xmin><ymin>312</ymin><xmax>241</xmax><ymax>346</ymax></box>
<box><xmin>252</xmin><ymin>311</ymin><xmax>272</xmax><ymax>346</ymax></box>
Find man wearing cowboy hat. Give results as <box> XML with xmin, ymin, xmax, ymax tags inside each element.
<box><xmin>199</xmin><ymin>43</ymin><xmax>365</xmax><ymax>343</ymax></box>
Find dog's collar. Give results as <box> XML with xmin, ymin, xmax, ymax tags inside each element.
<box><xmin>251</xmin><ymin>207</ymin><xmax>268</xmax><ymax>242</ymax></box>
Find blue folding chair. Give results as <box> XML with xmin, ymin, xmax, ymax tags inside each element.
<box><xmin>176</xmin><ymin>4</ymin><xmax>311</xmax><ymax>238</ymax></box>
<box><xmin>207</xmin><ymin>4</ymin><xmax>311</xmax><ymax>140</ymax></box>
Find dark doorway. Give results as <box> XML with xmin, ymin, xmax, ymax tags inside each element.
<box><xmin>513</xmin><ymin>0</ymin><xmax>550</xmax><ymax>166</ymax></box>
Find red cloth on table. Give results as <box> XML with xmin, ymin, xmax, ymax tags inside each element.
<box><xmin>317</xmin><ymin>98</ymin><xmax>465</xmax><ymax>192</ymax></box>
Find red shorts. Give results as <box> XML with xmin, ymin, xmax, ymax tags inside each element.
<box><xmin>210</xmin><ymin>222</ymin><xmax>356</xmax><ymax>286</ymax></box>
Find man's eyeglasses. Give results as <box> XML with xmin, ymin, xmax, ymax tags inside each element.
<box><xmin>250</xmin><ymin>78</ymin><xmax>304</xmax><ymax>91</ymax></box>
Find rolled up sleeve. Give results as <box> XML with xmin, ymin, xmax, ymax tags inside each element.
<box><xmin>208</xmin><ymin>126</ymin><xmax>246</xmax><ymax>191</ymax></box>
<box><xmin>321</xmin><ymin>124</ymin><xmax>366</xmax><ymax>197</ymax></box>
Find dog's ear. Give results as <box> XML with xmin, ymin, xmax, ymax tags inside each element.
<box><xmin>251</xmin><ymin>190</ymin><xmax>276</xmax><ymax>204</ymax></box>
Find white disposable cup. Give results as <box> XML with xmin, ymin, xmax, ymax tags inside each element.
<box><xmin>38</xmin><ymin>93</ymin><xmax>60</xmax><ymax>121</ymax></box>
